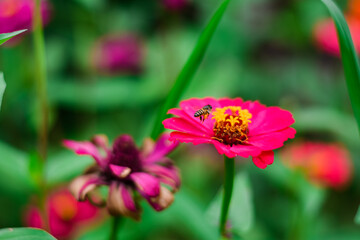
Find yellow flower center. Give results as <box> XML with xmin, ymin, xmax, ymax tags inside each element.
<box><xmin>211</xmin><ymin>106</ymin><xmax>252</xmax><ymax>145</ymax></box>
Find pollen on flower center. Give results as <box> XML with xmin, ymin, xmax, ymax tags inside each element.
<box><xmin>211</xmin><ymin>106</ymin><xmax>252</xmax><ymax>145</ymax></box>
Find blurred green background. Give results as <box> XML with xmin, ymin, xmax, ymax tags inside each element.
<box><xmin>1</xmin><ymin>0</ymin><xmax>360</xmax><ymax>239</ymax></box>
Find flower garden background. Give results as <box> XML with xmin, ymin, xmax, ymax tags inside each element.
<box><xmin>0</xmin><ymin>0</ymin><xmax>360</xmax><ymax>239</ymax></box>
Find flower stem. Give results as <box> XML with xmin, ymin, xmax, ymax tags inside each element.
<box><xmin>110</xmin><ymin>216</ymin><xmax>122</xmax><ymax>240</ymax></box>
<box><xmin>33</xmin><ymin>0</ymin><xmax>49</xmax><ymax>161</ymax></box>
<box><xmin>219</xmin><ymin>156</ymin><xmax>235</xmax><ymax>237</ymax></box>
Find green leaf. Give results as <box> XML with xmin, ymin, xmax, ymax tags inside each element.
<box><xmin>0</xmin><ymin>73</ymin><xmax>5</xmax><ymax>110</ymax></box>
<box><xmin>150</xmin><ymin>0</ymin><xmax>231</xmax><ymax>139</ymax></box>
<box><xmin>0</xmin><ymin>228</ymin><xmax>56</xmax><ymax>240</ymax></box>
<box><xmin>206</xmin><ymin>172</ymin><xmax>254</xmax><ymax>235</ymax></box>
<box><xmin>45</xmin><ymin>151</ymin><xmax>93</xmax><ymax>186</ymax></box>
<box><xmin>0</xmin><ymin>142</ymin><xmax>34</xmax><ymax>195</ymax></box>
<box><xmin>355</xmin><ymin>205</ymin><xmax>360</xmax><ymax>224</ymax></box>
<box><xmin>0</xmin><ymin>29</ymin><xmax>27</xmax><ymax>46</ymax></box>
<box><xmin>321</xmin><ymin>0</ymin><xmax>360</xmax><ymax>134</ymax></box>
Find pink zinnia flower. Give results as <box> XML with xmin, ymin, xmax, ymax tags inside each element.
<box><xmin>163</xmin><ymin>97</ymin><xmax>296</xmax><ymax>169</ymax></box>
<box><xmin>280</xmin><ymin>142</ymin><xmax>352</xmax><ymax>188</ymax></box>
<box><xmin>63</xmin><ymin>133</ymin><xmax>180</xmax><ymax>220</ymax></box>
<box><xmin>0</xmin><ymin>0</ymin><xmax>51</xmax><ymax>34</ymax></box>
<box><xmin>91</xmin><ymin>34</ymin><xmax>144</xmax><ymax>76</ymax></box>
<box><xmin>24</xmin><ymin>189</ymin><xmax>100</xmax><ymax>240</ymax></box>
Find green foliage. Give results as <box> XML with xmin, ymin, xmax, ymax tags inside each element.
<box><xmin>0</xmin><ymin>228</ymin><xmax>56</xmax><ymax>240</ymax></box>
<box><xmin>207</xmin><ymin>172</ymin><xmax>254</xmax><ymax>236</ymax></box>
<box><xmin>321</xmin><ymin>0</ymin><xmax>360</xmax><ymax>134</ymax></box>
<box><xmin>150</xmin><ymin>0</ymin><xmax>232</xmax><ymax>139</ymax></box>
<box><xmin>0</xmin><ymin>73</ymin><xmax>5</xmax><ymax>110</ymax></box>
<box><xmin>0</xmin><ymin>30</ymin><xmax>27</xmax><ymax>46</ymax></box>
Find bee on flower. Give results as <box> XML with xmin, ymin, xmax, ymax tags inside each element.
<box><xmin>163</xmin><ymin>97</ymin><xmax>296</xmax><ymax>169</ymax></box>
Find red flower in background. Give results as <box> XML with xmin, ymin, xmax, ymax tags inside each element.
<box><xmin>0</xmin><ymin>0</ymin><xmax>51</xmax><ymax>35</ymax></box>
<box><xmin>313</xmin><ymin>0</ymin><xmax>360</xmax><ymax>56</ymax></box>
<box><xmin>280</xmin><ymin>142</ymin><xmax>352</xmax><ymax>188</ymax></box>
<box><xmin>24</xmin><ymin>189</ymin><xmax>100</xmax><ymax>240</ymax></box>
<box><xmin>163</xmin><ymin>97</ymin><xmax>296</xmax><ymax>169</ymax></box>
<box><xmin>91</xmin><ymin>34</ymin><xmax>144</xmax><ymax>76</ymax></box>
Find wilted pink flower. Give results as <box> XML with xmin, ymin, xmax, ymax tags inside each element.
<box><xmin>63</xmin><ymin>133</ymin><xmax>180</xmax><ymax>220</ymax></box>
<box><xmin>91</xmin><ymin>34</ymin><xmax>144</xmax><ymax>76</ymax></box>
<box><xmin>163</xmin><ymin>97</ymin><xmax>296</xmax><ymax>169</ymax></box>
<box><xmin>162</xmin><ymin>0</ymin><xmax>188</xmax><ymax>11</ymax></box>
<box><xmin>280</xmin><ymin>142</ymin><xmax>353</xmax><ymax>188</ymax></box>
<box><xmin>0</xmin><ymin>0</ymin><xmax>51</xmax><ymax>34</ymax></box>
<box><xmin>24</xmin><ymin>189</ymin><xmax>100</xmax><ymax>240</ymax></box>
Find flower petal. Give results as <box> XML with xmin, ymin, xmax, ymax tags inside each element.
<box><xmin>252</xmin><ymin>151</ymin><xmax>274</xmax><ymax>169</ymax></box>
<box><xmin>92</xmin><ymin>134</ymin><xmax>111</xmax><ymax>153</ymax></box>
<box><xmin>144</xmin><ymin>165</ymin><xmax>181</xmax><ymax>191</ymax></box>
<box><xmin>163</xmin><ymin>117</ymin><xmax>212</xmax><ymax>137</ymax></box>
<box><xmin>107</xmin><ymin>183</ymin><xmax>140</xmax><ymax>220</ymax></box>
<box><xmin>63</xmin><ymin>140</ymin><xmax>104</xmax><ymax>168</ymax></box>
<box><xmin>248</xmin><ymin>127</ymin><xmax>296</xmax><ymax>151</ymax></box>
<box><xmin>229</xmin><ymin>144</ymin><xmax>262</xmax><ymax>158</ymax></box>
<box><xmin>212</xmin><ymin>141</ymin><xmax>237</xmax><ymax>158</ymax></box>
<box><xmin>218</xmin><ymin>97</ymin><xmax>244</xmax><ymax>107</ymax></box>
<box><xmin>109</xmin><ymin>164</ymin><xmax>131</xmax><ymax>178</ymax></box>
<box><xmin>130</xmin><ymin>172</ymin><xmax>160</xmax><ymax>197</ymax></box>
<box><xmin>142</xmin><ymin>133</ymin><xmax>179</xmax><ymax>164</ymax></box>
<box><xmin>144</xmin><ymin>186</ymin><xmax>174</xmax><ymax>211</ymax></box>
<box><xmin>69</xmin><ymin>174</ymin><xmax>102</xmax><ymax>201</ymax></box>
<box><xmin>167</xmin><ymin>108</ymin><xmax>213</xmax><ymax>133</ymax></box>
<box><xmin>248</xmin><ymin>107</ymin><xmax>295</xmax><ymax>136</ymax></box>
<box><xmin>169</xmin><ymin>132</ymin><xmax>213</xmax><ymax>145</ymax></box>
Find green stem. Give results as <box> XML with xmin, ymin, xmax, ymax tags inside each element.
<box><xmin>219</xmin><ymin>156</ymin><xmax>235</xmax><ymax>237</ymax></box>
<box><xmin>33</xmin><ymin>0</ymin><xmax>49</xmax><ymax>161</ymax></box>
<box><xmin>110</xmin><ymin>216</ymin><xmax>122</xmax><ymax>240</ymax></box>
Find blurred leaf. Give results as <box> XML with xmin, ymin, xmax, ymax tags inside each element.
<box><xmin>355</xmin><ymin>205</ymin><xmax>360</xmax><ymax>225</ymax></box>
<box><xmin>0</xmin><ymin>142</ymin><xmax>33</xmax><ymax>195</ymax></box>
<box><xmin>0</xmin><ymin>228</ymin><xmax>56</xmax><ymax>240</ymax></box>
<box><xmin>150</xmin><ymin>0</ymin><xmax>232</xmax><ymax>139</ymax></box>
<box><xmin>293</xmin><ymin>108</ymin><xmax>360</xmax><ymax>148</ymax></box>
<box><xmin>28</xmin><ymin>152</ymin><xmax>44</xmax><ymax>190</ymax></box>
<box><xmin>206</xmin><ymin>172</ymin><xmax>254</xmax><ymax>235</ymax></box>
<box><xmin>0</xmin><ymin>29</ymin><xmax>27</xmax><ymax>45</ymax></box>
<box><xmin>45</xmin><ymin>151</ymin><xmax>93</xmax><ymax>186</ymax></box>
<box><xmin>321</xmin><ymin>0</ymin><xmax>360</xmax><ymax>134</ymax></box>
<box><xmin>0</xmin><ymin>72</ymin><xmax>5</xmax><ymax>110</ymax></box>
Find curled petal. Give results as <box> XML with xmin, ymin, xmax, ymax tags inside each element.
<box><xmin>252</xmin><ymin>151</ymin><xmax>274</xmax><ymax>169</ymax></box>
<box><xmin>63</xmin><ymin>140</ymin><xmax>104</xmax><ymax>168</ymax></box>
<box><xmin>69</xmin><ymin>174</ymin><xmax>101</xmax><ymax>201</ymax></box>
<box><xmin>130</xmin><ymin>172</ymin><xmax>160</xmax><ymax>197</ymax></box>
<box><xmin>92</xmin><ymin>134</ymin><xmax>111</xmax><ymax>153</ymax></box>
<box><xmin>143</xmin><ymin>133</ymin><xmax>179</xmax><ymax>163</ymax></box>
<box><xmin>107</xmin><ymin>183</ymin><xmax>140</xmax><ymax>220</ymax></box>
<box><xmin>145</xmin><ymin>186</ymin><xmax>174</xmax><ymax>211</ymax></box>
<box><xmin>145</xmin><ymin>165</ymin><xmax>181</xmax><ymax>191</ymax></box>
<box><xmin>141</xmin><ymin>138</ymin><xmax>155</xmax><ymax>158</ymax></box>
<box><xmin>109</xmin><ymin>164</ymin><xmax>131</xmax><ymax>178</ymax></box>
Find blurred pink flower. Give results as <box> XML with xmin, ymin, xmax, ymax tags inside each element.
<box><xmin>163</xmin><ymin>97</ymin><xmax>296</xmax><ymax>169</ymax></box>
<box><xmin>162</xmin><ymin>0</ymin><xmax>188</xmax><ymax>11</ymax></box>
<box><xmin>280</xmin><ymin>142</ymin><xmax>353</xmax><ymax>188</ymax></box>
<box><xmin>0</xmin><ymin>0</ymin><xmax>51</xmax><ymax>34</ymax></box>
<box><xmin>313</xmin><ymin>0</ymin><xmax>360</xmax><ymax>56</ymax></box>
<box><xmin>63</xmin><ymin>133</ymin><xmax>180</xmax><ymax>220</ymax></box>
<box><xmin>24</xmin><ymin>189</ymin><xmax>100</xmax><ymax>240</ymax></box>
<box><xmin>91</xmin><ymin>34</ymin><xmax>144</xmax><ymax>76</ymax></box>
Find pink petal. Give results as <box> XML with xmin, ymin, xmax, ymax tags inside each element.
<box><xmin>218</xmin><ymin>97</ymin><xmax>244</xmax><ymax>107</ymax></box>
<box><xmin>143</xmin><ymin>133</ymin><xmax>179</xmax><ymax>164</ymax></box>
<box><xmin>109</xmin><ymin>164</ymin><xmax>131</xmax><ymax>178</ymax></box>
<box><xmin>107</xmin><ymin>183</ymin><xmax>140</xmax><ymax>220</ymax></box>
<box><xmin>248</xmin><ymin>127</ymin><xmax>296</xmax><ymax>151</ymax></box>
<box><xmin>167</xmin><ymin>108</ymin><xmax>213</xmax><ymax>133</ymax></box>
<box><xmin>248</xmin><ymin>107</ymin><xmax>295</xmax><ymax>136</ymax></box>
<box><xmin>69</xmin><ymin>174</ymin><xmax>102</xmax><ymax>201</ymax></box>
<box><xmin>24</xmin><ymin>207</ymin><xmax>43</xmax><ymax>229</ymax></box>
<box><xmin>163</xmin><ymin>117</ymin><xmax>211</xmax><ymax>137</ymax></box>
<box><xmin>252</xmin><ymin>151</ymin><xmax>274</xmax><ymax>169</ymax></box>
<box><xmin>63</xmin><ymin>140</ymin><xmax>104</xmax><ymax>168</ymax></box>
<box><xmin>229</xmin><ymin>144</ymin><xmax>262</xmax><ymax>158</ymax></box>
<box><xmin>212</xmin><ymin>140</ymin><xmax>237</xmax><ymax>158</ymax></box>
<box><xmin>169</xmin><ymin>132</ymin><xmax>213</xmax><ymax>145</ymax></box>
<box><xmin>144</xmin><ymin>165</ymin><xmax>181</xmax><ymax>191</ymax></box>
<box><xmin>130</xmin><ymin>172</ymin><xmax>160</xmax><ymax>197</ymax></box>
<box><xmin>92</xmin><ymin>134</ymin><xmax>111</xmax><ymax>153</ymax></box>
<box><xmin>241</xmin><ymin>100</ymin><xmax>268</xmax><ymax>117</ymax></box>
<box><xmin>144</xmin><ymin>186</ymin><xmax>174</xmax><ymax>211</ymax></box>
